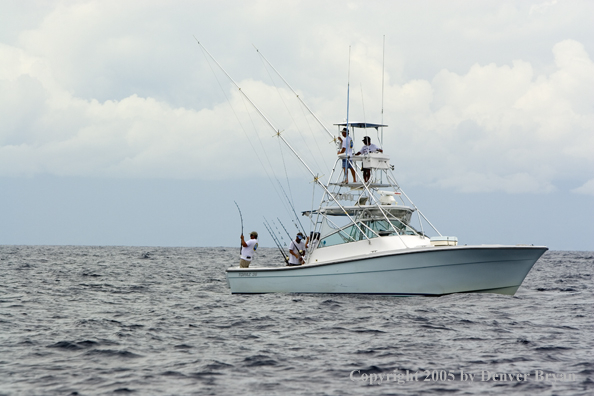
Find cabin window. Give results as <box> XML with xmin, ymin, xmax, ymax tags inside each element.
<box><xmin>318</xmin><ymin>219</ymin><xmax>418</xmax><ymax>248</ymax></box>
<box><xmin>319</xmin><ymin>223</ymin><xmax>362</xmax><ymax>247</ymax></box>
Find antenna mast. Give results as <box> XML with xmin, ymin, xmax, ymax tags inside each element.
<box><xmin>381</xmin><ymin>35</ymin><xmax>385</xmax><ymax>147</ymax></box>
<box><xmin>344</xmin><ymin>46</ymin><xmax>352</xmax><ymax>180</ymax></box>
<box><xmin>346</xmin><ymin>46</ymin><xmax>351</xmax><ymax>135</ymax></box>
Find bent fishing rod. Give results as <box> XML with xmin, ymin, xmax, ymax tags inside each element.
<box><xmin>234</xmin><ymin>200</ymin><xmax>244</xmax><ymax>254</ymax></box>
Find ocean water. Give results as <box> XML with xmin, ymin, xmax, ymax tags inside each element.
<box><xmin>0</xmin><ymin>246</ymin><xmax>592</xmax><ymax>396</ymax></box>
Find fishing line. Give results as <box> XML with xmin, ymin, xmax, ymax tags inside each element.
<box><xmin>196</xmin><ymin>40</ymin><xmax>372</xmax><ymax>243</ymax></box>
<box><xmin>196</xmin><ymin>39</ymin><xmax>300</xmax><ymax>225</ymax></box>
<box><xmin>197</xmin><ymin>38</ymin><xmax>270</xmax><ymax>181</ymax></box>
<box><xmin>276</xmin><ymin>180</ymin><xmax>306</xmax><ymax>235</ymax></box>
<box><xmin>254</xmin><ymin>46</ymin><xmax>333</xmax><ymax>175</ymax></box>
<box><xmin>245</xmin><ymin>57</ymin><xmax>298</xmax><ymax>212</ymax></box>
<box><xmin>253</xmin><ymin>46</ymin><xmax>335</xmax><ymax>139</ymax></box>
<box><xmin>276</xmin><ymin>128</ymin><xmax>295</xmax><ymax>211</ymax></box>
<box><xmin>199</xmin><ymin>42</ymin><xmax>289</xmax><ymax>244</ymax></box>
<box><xmin>296</xmin><ymin>99</ymin><xmax>331</xmax><ymax>176</ymax></box>
<box><xmin>222</xmin><ymin>59</ymin><xmax>302</xmax><ymax>225</ymax></box>
<box><xmin>256</xmin><ymin>53</ymin><xmax>326</xmax><ymax>176</ymax></box>
<box><xmin>237</xmin><ymin>91</ymin><xmax>298</xmax><ymax>220</ymax></box>
<box><xmin>255</xmin><ymin>52</ymin><xmax>328</xmax><ymax>216</ymax></box>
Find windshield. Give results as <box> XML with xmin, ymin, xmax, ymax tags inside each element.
<box><xmin>318</xmin><ymin>219</ymin><xmax>418</xmax><ymax>248</ymax></box>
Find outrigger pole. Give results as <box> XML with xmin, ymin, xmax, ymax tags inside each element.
<box><xmin>252</xmin><ymin>44</ymin><xmax>395</xmax><ymax>238</ymax></box>
<box><xmin>381</xmin><ymin>35</ymin><xmax>385</xmax><ymax>147</ymax></box>
<box><xmin>195</xmin><ymin>39</ymin><xmax>372</xmax><ymax>243</ymax></box>
<box><xmin>254</xmin><ymin>45</ymin><xmax>399</xmax><ymax>241</ymax></box>
<box><xmin>253</xmin><ymin>46</ymin><xmax>335</xmax><ymax>141</ymax></box>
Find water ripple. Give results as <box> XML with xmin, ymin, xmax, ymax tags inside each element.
<box><xmin>0</xmin><ymin>247</ymin><xmax>591</xmax><ymax>395</ymax></box>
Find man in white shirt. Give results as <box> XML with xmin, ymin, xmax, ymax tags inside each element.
<box><xmin>337</xmin><ymin>128</ymin><xmax>356</xmax><ymax>183</ymax></box>
<box><xmin>355</xmin><ymin>136</ymin><xmax>383</xmax><ymax>183</ymax></box>
<box><xmin>240</xmin><ymin>231</ymin><xmax>258</xmax><ymax>268</ymax></box>
<box><xmin>288</xmin><ymin>232</ymin><xmax>309</xmax><ymax>266</ymax></box>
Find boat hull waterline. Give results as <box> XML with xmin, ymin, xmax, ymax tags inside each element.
<box><xmin>226</xmin><ymin>246</ymin><xmax>548</xmax><ymax>295</ymax></box>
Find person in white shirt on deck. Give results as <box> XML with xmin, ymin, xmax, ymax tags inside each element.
<box><xmin>239</xmin><ymin>231</ymin><xmax>258</xmax><ymax>268</ymax></box>
<box><xmin>288</xmin><ymin>232</ymin><xmax>309</xmax><ymax>266</ymax></box>
<box><xmin>337</xmin><ymin>128</ymin><xmax>356</xmax><ymax>183</ymax></box>
<box><xmin>355</xmin><ymin>136</ymin><xmax>383</xmax><ymax>183</ymax></box>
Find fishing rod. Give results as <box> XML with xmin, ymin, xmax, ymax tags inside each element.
<box><xmin>234</xmin><ymin>200</ymin><xmax>244</xmax><ymax>254</ymax></box>
<box><xmin>195</xmin><ymin>39</ymin><xmax>373</xmax><ymax>243</ymax></box>
<box><xmin>276</xmin><ymin>217</ymin><xmax>293</xmax><ymax>241</ymax></box>
<box><xmin>263</xmin><ymin>217</ymin><xmax>289</xmax><ymax>264</ymax></box>
<box><xmin>269</xmin><ymin>217</ymin><xmax>286</xmax><ymax>243</ymax></box>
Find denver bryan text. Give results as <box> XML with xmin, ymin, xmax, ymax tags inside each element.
<box><xmin>349</xmin><ymin>369</ymin><xmax>577</xmax><ymax>385</ymax></box>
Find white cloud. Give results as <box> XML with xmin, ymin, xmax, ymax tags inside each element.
<box><xmin>0</xmin><ymin>2</ymin><xmax>593</xmax><ymax>195</ymax></box>
<box><xmin>385</xmin><ymin>40</ymin><xmax>594</xmax><ymax>194</ymax></box>
<box><xmin>529</xmin><ymin>0</ymin><xmax>558</xmax><ymax>16</ymax></box>
<box><xmin>0</xmin><ymin>43</ymin><xmax>316</xmax><ymax>180</ymax></box>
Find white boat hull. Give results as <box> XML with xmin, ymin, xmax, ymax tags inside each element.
<box><xmin>226</xmin><ymin>246</ymin><xmax>547</xmax><ymax>296</ymax></box>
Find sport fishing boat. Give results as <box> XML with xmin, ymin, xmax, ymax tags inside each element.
<box><xmin>226</xmin><ymin>121</ymin><xmax>547</xmax><ymax>296</ymax></box>
<box><xmin>194</xmin><ymin>42</ymin><xmax>548</xmax><ymax>296</ymax></box>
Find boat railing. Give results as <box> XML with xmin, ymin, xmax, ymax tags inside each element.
<box><xmin>322</xmin><ymin>156</ymin><xmax>412</xmax><ymax>244</ymax></box>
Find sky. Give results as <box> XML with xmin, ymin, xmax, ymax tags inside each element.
<box><xmin>1</xmin><ymin>0</ymin><xmax>593</xmax><ymax>251</ymax></box>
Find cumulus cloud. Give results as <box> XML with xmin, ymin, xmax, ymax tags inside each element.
<box><xmin>385</xmin><ymin>40</ymin><xmax>594</xmax><ymax>194</ymax></box>
<box><xmin>0</xmin><ymin>42</ymin><xmax>318</xmax><ymax>180</ymax></box>
<box><xmin>0</xmin><ymin>2</ymin><xmax>592</xmax><ymax>196</ymax></box>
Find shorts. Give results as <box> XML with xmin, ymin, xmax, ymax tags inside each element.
<box><xmin>239</xmin><ymin>259</ymin><xmax>251</xmax><ymax>268</ymax></box>
<box><xmin>341</xmin><ymin>159</ymin><xmax>353</xmax><ymax>169</ymax></box>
